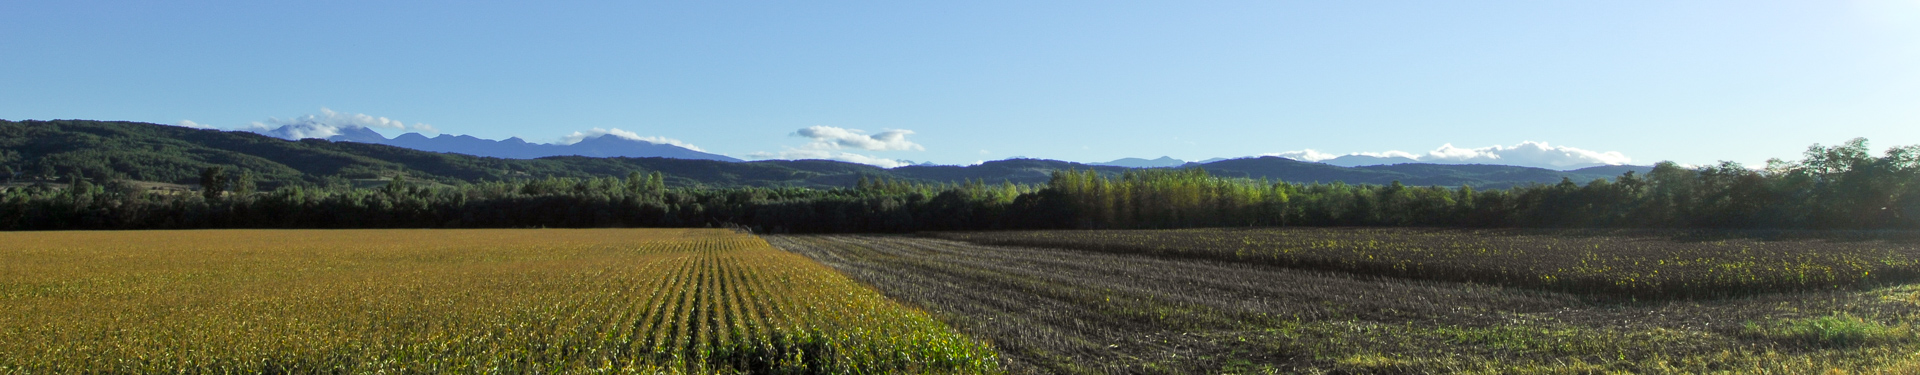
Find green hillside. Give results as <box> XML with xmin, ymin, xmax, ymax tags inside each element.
<box><xmin>0</xmin><ymin>119</ymin><xmax>1645</xmax><ymax>190</ymax></box>
<box><xmin>0</xmin><ymin>119</ymin><xmax>873</xmax><ymax>188</ymax></box>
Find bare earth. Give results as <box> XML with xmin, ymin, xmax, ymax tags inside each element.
<box><xmin>768</xmin><ymin>234</ymin><xmax>1920</xmax><ymax>374</ymax></box>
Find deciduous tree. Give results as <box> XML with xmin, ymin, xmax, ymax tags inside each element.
<box><xmin>200</xmin><ymin>166</ymin><xmax>227</xmax><ymax>200</ymax></box>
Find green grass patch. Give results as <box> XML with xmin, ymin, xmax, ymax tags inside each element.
<box><xmin>1743</xmin><ymin>313</ymin><xmax>1909</xmax><ymax>346</ymax></box>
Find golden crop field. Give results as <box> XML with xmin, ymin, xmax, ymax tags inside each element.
<box><xmin>0</xmin><ymin>228</ymin><xmax>998</xmax><ymax>374</ymax></box>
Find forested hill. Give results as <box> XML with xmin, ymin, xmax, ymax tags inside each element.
<box><xmin>1190</xmin><ymin>157</ymin><xmax>1641</xmax><ymax>188</ymax></box>
<box><xmin>0</xmin><ymin>119</ymin><xmax>1644</xmax><ymax>189</ymax></box>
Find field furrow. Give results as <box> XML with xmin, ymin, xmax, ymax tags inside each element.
<box><xmin>771</xmin><ymin>234</ymin><xmax>1920</xmax><ymax>374</ymax></box>
<box><xmin>934</xmin><ymin>228</ymin><xmax>1920</xmax><ymax>298</ymax></box>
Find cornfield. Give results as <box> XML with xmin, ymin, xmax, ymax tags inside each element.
<box><xmin>0</xmin><ymin>228</ymin><xmax>997</xmax><ymax>374</ymax></box>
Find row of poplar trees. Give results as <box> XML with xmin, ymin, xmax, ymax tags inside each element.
<box><xmin>1040</xmin><ymin>138</ymin><xmax>1920</xmax><ymax>229</ymax></box>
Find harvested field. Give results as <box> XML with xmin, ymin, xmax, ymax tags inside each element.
<box><xmin>770</xmin><ymin>234</ymin><xmax>1920</xmax><ymax>374</ymax></box>
<box><xmin>0</xmin><ymin>229</ymin><xmax>997</xmax><ymax>374</ymax></box>
<box><xmin>932</xmin><ymin>228</ymin><xmax>1920</xmax><ymax>298</ymax></box>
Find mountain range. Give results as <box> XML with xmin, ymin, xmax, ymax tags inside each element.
<box><xmin>254</xmin><ymin>123</ymin><xmax>741</xmax><ymax>162</ymax></box>
<box><xmin>2</xmin><ymin>119</ymin><xmax>1652</xmax><ymax>190</ymax></box>
<box><xmin>1092</xmin><ymin>156</ymin><xmax>1188</xmax><ymax>168</ymax></box>
<box><xmin>1318</xmin><ymin>154</ymin><xmax>1423</xmax><ymax>167</ymax></box>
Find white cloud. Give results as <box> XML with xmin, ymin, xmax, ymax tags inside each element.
<box><xmin>174</xmin><ymin>120</ymin><xmax>214</xmax><ymax>129</ymax></box>
<box><xmin>748</xmin><ymin>148</ymin><xmax>914</xmax><ymax>168</ymax></box>
<box><xmin>1353</xmin><ymin>150</ymin><xmax>1422</xmax><ymax>159</ymax></box>
<box><xmin>1264</xmin><ymin>141</ymin><xmax>1632</xmax><ymax>170</ymax></box>
<box><xmin>559</xmin><ymin>127</ymin><xmax>706</xmax><ymax>152</ymax></box>
<box><xmin>793</xmin><ymin>126</ymin><xmax>923</xmax><ymax>151</ymax></box>
<box><xmin>240</xmin><ymin>107</ymin><xmax>437</xmax><ymax>140</ymax></box>
<box><xmin>1259</xmin><ymin>149</ymin><xmax>1341</xmax><ymax>162</ymax></box>
<box><xmin>750</xmin><ymin>125</ymin><xmax>927</xmax><ymax>167</ymax></box>
<box><xmin>242</xmin><ymin>120</ymin><xmax>340</xmax><ymax>139</ymax></box>
<box><xmin>299</xmin><ymin>107</ymin><xmax>437</xmax><ymax>132</ymax></box>
<box><xmin>827</xmin><ymin>153</ymin><xmax>914</xmax><ymax>168</ymax></box>
<box><xmin>1418</xmin><ymin>141</ymin><xmax>1631</xmax><ymax>169</ymax></box>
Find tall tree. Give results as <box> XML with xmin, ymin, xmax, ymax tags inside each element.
<box><xmin>0</xmin><ymin>150</ymin><xmax>15</xmax><ymax>184</ymax></box>
<box><xmin>232</xmin><ymin>170</ymin><xmax>257</xmax><ymax>196</ymax></box>
<box><xmin>200</xmin><ymin>166</ymin><xmax>228</xmax><ymax>200</ymax></box>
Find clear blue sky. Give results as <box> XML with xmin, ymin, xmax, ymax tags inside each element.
<box><xmin>4</xmin><ymin>1</ymin><xmax>1917</xmax><ymax>167</ymax></box>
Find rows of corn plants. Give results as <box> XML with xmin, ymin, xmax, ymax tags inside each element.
<box><xmin>934</xmin><ymin>228</ymin><xmax>1920</xmax><ymax>298</ymax></box>
<box><xmin>0</xmin><ymin>228</ymin><xmax>997</xmax><ymax>374</ymax></box>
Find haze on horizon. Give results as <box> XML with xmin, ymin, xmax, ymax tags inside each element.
<box><xmin>3</xmin><ymin>1</ymin><xmax>1917</xmax><ymax>168</ymax></box>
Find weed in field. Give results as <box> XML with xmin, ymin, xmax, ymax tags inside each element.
<box><xmin>1743</xmin><ymin>313</ymin><xmax>1909</xmax><ymax>347</ymax></box>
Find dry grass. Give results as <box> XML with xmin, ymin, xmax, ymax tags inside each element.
<box><xmin>933</xmin><ymin>228</ymin><xmax>1920</xmax><ymax>298</ymax></box>
<box><xmin>0</xmin><ymin>228</ymin><xmax>997</xmax><ymax>374</ymax></box>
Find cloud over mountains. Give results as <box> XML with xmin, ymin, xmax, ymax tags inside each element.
<box><xmin>238</xmin><ymin>108</ymin><xmax>438</xmax><ymax>140</ymax></box>
<box><xmin>186</xmin><ymin>110</ymin><xmax>1630</xmax><ymax>171</ymax></box>
<box><xmin>560</xmin><ymin>128</ymin><xmax>706</xmax><ymax>152</ymax></box>
<box><xmin>221</xmin><ymin>108</ymin><xmax>709</xmax><ymax>152</ymax></box>
<box><xmin>751</xmin><ymin>126</ymin><xmax>925</xmax><ymax>168</ymax></box>
<box><xmin>794</xmin><ymin>126</ymin><xmax>923</xmax><ymax>151</ymax></box>
<box><xmin>196</xmin><ymin>108</ymin><xmax>732</xmax><ymax>161</ymax></box>
<box><xmin>1263</xmin><ymin>141</ymin><xmax>1632</xmax><ymax>170</ymax></box>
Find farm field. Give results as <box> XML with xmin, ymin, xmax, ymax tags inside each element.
<box><xmin>933</xmin><ymin>228</ymin><xmax>1920</xmax><ymax>298</ymax></box>
<box><xmin>0</xmin><ymin>229</ymin><xmax>997</xmax><ymax>374</ymax></box>
<box><xmin>770</xmin><ymin>234</ymin><xmax>1920</xmax><ymax>374</ymax></box>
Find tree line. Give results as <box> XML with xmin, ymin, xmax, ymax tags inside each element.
<box><xmin>4</xmin><ymin>138</ymin><xmax>1917</xmax><ymax>232</ymax></box>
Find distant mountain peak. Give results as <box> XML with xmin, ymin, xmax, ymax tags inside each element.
<box><xmin>247</xmin><ymin>124</ymin><xmax>738</xmax><ymax>162</ymax></box>
<box><xmin>1092</xmin><ymin>156</ymin><xmax>1187</xmax><ymax>168</ymax></box>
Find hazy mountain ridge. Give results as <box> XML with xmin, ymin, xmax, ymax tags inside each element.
<box><xmin>1092</xmin><ymin>156</ymin><xmax>1186</xmax><ymax>168</ymax></box>
<box><xmin>1321</xmin><ymin>154</ymin><xmax>1423</xmax><ymax>167</ymax></box>
<box><xmin>2</xmin><ymin>120</ymin><xmax>1647</xmax><ymax>190</ymax></box>
<box><xmin>257</xmin><ymin>123</ymin><xmax>741</xmax><ymax>162</ymax></box>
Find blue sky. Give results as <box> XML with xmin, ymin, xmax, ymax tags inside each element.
<box><xmin>4</xmin><ymin>1</ymin><xmax>1917</xmax><ymax>168</ymax></box>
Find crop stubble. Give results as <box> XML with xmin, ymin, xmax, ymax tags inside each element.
<box><xmin>0</xmin><ymin>228</ymin><xmax>997</xmax><ymax>374</ymax></box>
<box><xmin>769</xmin><ymin>234</ymin><xmax>1920</xmax><ymax>374</ymax></box>
<box><xmin>933</xmin><ymin>228</ymin><xmax>1920</xmax><ymax>298</ymax></box>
